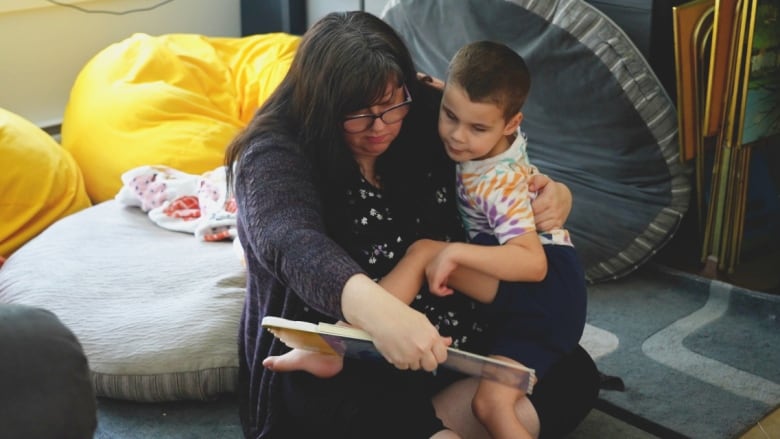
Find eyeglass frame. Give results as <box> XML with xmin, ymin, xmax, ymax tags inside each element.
<box><xmin>342</xmin><ymin>85</ymin><xmax>412</xmax><ymax>134</ymax></box>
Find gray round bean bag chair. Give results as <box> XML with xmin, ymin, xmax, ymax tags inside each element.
<box><xmin>383</xmin><ymin>0</ymin><xmax>691</xmax><ymax>283</ymax></box>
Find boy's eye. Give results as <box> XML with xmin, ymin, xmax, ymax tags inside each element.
<box><xmin>473</xmin><ymin>126</ymin><xmax>487</xmax><ymax>133</ymax></box>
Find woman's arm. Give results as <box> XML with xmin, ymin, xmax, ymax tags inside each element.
<box><xmin>528</xmin><ymin>174</ymin><xmax>572</xmax><ymax>232</ymax></box>
<box><xmin>235</xmin><ymin>138</ymin><xmax>362</xmax><ymax>319</ymax></box>
<box><xmin>341</xmin><ymin>274</ymin><xmax>450</xmax><ymax>371</ymax></box>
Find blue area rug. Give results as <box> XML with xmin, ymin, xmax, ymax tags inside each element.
<box><xmin>96</xmin><ymin>396</ymin><xmax>241</xmax><ymax>439</ymax></box>
<box><xmin>95</xmin><ymin>264</ymin><xmax>779</xmax><ymax>438</ymax></box>
<box><xmin>587</xmin><ymin>265</ymin><xmax>780</xmax><ymax>438</ymax></box>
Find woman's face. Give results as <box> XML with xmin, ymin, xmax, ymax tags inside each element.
<box><xmin>342</xmin><ymin>82</ymin><xmax>410</xmax><ymax>163</ymax></box>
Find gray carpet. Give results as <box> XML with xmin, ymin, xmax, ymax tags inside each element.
<box><xmin>587</xmin><ymin>264</ymin><xmax>780</xmax><ymax>438</ymax></box>
<box><xmin>95</xmin><ymin>395</ymin><xmax>664</xmax><ymax>439</ymax></box>
<box><xmin>95</xmin><ymin>265</ymin><xmax>780</xmax><ymax>438</ymax></box>
<box><xmin>96</xmin><ymin>396</ymin><xmax>241</xmax><ymax>438</ymax></box>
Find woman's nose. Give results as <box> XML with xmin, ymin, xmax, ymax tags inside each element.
<box><xmin>368</xmin><ymin>116</ymin><xmax>388</xmax><ymax>131</ymax></box>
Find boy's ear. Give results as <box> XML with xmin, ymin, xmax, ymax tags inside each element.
<box><xmin>503</xmin><ymin>112</ymin><xmax>523</xmax><ymax>135</ymax></box>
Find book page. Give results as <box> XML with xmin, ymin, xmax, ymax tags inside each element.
<box><xmin>263</xmin><ymin>317</ymin><xmax>340</xmax><ymax>356</ymax></box>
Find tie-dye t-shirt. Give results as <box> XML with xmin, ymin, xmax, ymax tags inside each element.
<box><xmin>456</xmin><ymin>130</ymin><xmax>572</xmax><ymax>246</ymax></box>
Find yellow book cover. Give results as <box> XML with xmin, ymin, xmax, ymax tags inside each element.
<box><xmin>673</xmin><ymin>0</ymin><xmax>716</xmax><ymax>161</ymax></box>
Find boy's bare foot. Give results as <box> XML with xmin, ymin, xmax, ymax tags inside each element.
<box><xmin>263</xmin><ymin>349</ymin><xmax>344</xmax><ymax>378</ymax></box>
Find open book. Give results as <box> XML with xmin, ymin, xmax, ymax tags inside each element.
<box><xmin>262</xmin><ymin>316</ymin><xmax>536</xmax><ymax>393</ymax></box>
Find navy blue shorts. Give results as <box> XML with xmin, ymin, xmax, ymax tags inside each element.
<box><xmin>471</xmin><ymin>234</ymin><xmax>588</xmax><ymax>379</ymax></box>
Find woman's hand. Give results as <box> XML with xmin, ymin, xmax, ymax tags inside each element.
<box><xmin>341</xmin><ymin>274</ymin><xmax>450</xmax><ymax>372</ymax></box>
<box><xmin>528</xmin><ymin>174</ymin><xmax>572</xmax><ymax>232</ymax></box>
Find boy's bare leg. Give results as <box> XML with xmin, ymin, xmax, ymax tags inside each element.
<box><xmin>472</xmin><ymin>371</ymin><xmax>532</xmax><ymax>439</ymax></box>
<box><xmin>264</xmin><ymin>320</ymin><xmax>352</xmax><ymax>378</ymax></box>
<box><xmin>472</xmin><ymin>380</ymin><xmax>532</xmax><ymax>439</ymax></box>
<box><xmin>381</xmin><ymin>238</ymin><xmax>448</xmax><ymax>304</ymax></box>
<box><xmin>262</xmin><ymin>349</ymin><xmax>344</xmax><ymax>378</ymax></box>
<box><xmin>433</xmin><ymin>360</ymin><xmax>539</xmax><ymax>439</ymax></box>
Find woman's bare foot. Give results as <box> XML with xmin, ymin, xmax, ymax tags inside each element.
<box><xmin>263</xmin><ymin>349</ymin><xmax>344</xmax><ymax>378</ymax></box>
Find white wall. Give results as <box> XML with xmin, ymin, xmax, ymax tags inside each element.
<box><xmin>0</xmin><ymin>0</ymin><xmax>241</xmax><ymax>128</ymax></box>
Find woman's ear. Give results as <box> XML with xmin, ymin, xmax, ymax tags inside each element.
<box><xmin>503</xmin><ymin>112</ymin><xmax>523</xmax><ymax>135</ymax></box>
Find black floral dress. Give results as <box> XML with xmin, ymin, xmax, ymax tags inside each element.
<box><xmin>303</xmin><ymin>174</ymin><xmax>489</xmax><ymax>353</ymax></box>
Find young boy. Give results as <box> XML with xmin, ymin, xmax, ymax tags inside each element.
<box><xmin>265</xmin><ymin>41</ymin><xmax>587</xmax><ymax>438</ymax></box>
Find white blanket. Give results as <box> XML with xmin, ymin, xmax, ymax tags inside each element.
<box><xmin>115</xmin><ymin>165</ymin><xmax>237</xmax><ymax>241</ymax></box>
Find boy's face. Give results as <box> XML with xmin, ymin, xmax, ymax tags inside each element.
<box><xmin>438</xmin><ymin>82</ymin><xmax>522</xmax><ymax>163</ymax></box>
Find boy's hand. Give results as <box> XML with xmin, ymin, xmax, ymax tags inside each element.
<box><xmin>425</xmin><ymin>246</ymin><xmax>457</xmax><ymax>296</ymax></box>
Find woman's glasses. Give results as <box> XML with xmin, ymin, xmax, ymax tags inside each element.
<box><xmin>342</xmin><ymin>85</ymin><xmax>412</xmax><ymax>134</ymax></box>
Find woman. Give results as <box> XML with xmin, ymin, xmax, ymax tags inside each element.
<box><xmin>225</xmin><ymin>11</ymin><xmax>599</xmax><ymax>439</ymax></box>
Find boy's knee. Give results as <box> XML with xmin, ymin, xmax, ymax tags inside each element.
<box><xmin>0</xmin><ymin>305</ymin><xmax>97</xmax><ymax>439</ymax></box>
<box><xmin>471</xmin><ymin>387</ymin><xmax>503</xmax><ymax>424</ymax></box>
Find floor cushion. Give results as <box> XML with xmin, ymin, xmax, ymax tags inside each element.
<box><xmin>0</xmin><ymin>32</ymin><xmax>301</xmax><ymax>402</ymax></box>
<box><xmin>61</xmin><ymin>32</ymin><xmax>300</xmax><ymax>202</ymax></box>
<box><xmin>0</xmin><ymin>201</ymin><xmax>246</xmax><ymax>401</ymax></box>
<box><xmin>0</xmin><ymin>107</ymin><xmax>91</xmax><ymax>258</ymax></box>
<box><xmin>383</xmin><ymin>0</ymin><xmax>691</xmax><ymax>283</ymax></box>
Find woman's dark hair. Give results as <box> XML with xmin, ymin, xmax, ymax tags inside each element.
<box><xmin>225</xmin><ymin>11</ymin><xmax>456</xmax><ymax>240</ymax></box>
<box><xmin>226</xmin><ymin>11</ymin><xmax>420</xmax><ymax>191</ymax></box>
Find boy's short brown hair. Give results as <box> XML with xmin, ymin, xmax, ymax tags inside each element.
<box><xmin>447</xmin><ymin>41</ymin><xmax>530</xmax><ymax>120</ymax></box>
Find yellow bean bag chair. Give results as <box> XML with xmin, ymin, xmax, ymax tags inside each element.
<box><xmin>0</xmin><ymin>108</ymin><xmax>91</xmax><ymax>258</ymax></box>
<box><xmin>61</xmin><ymin>32</ymin><xmax>300</xmax><ymax>202</ymax></box>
